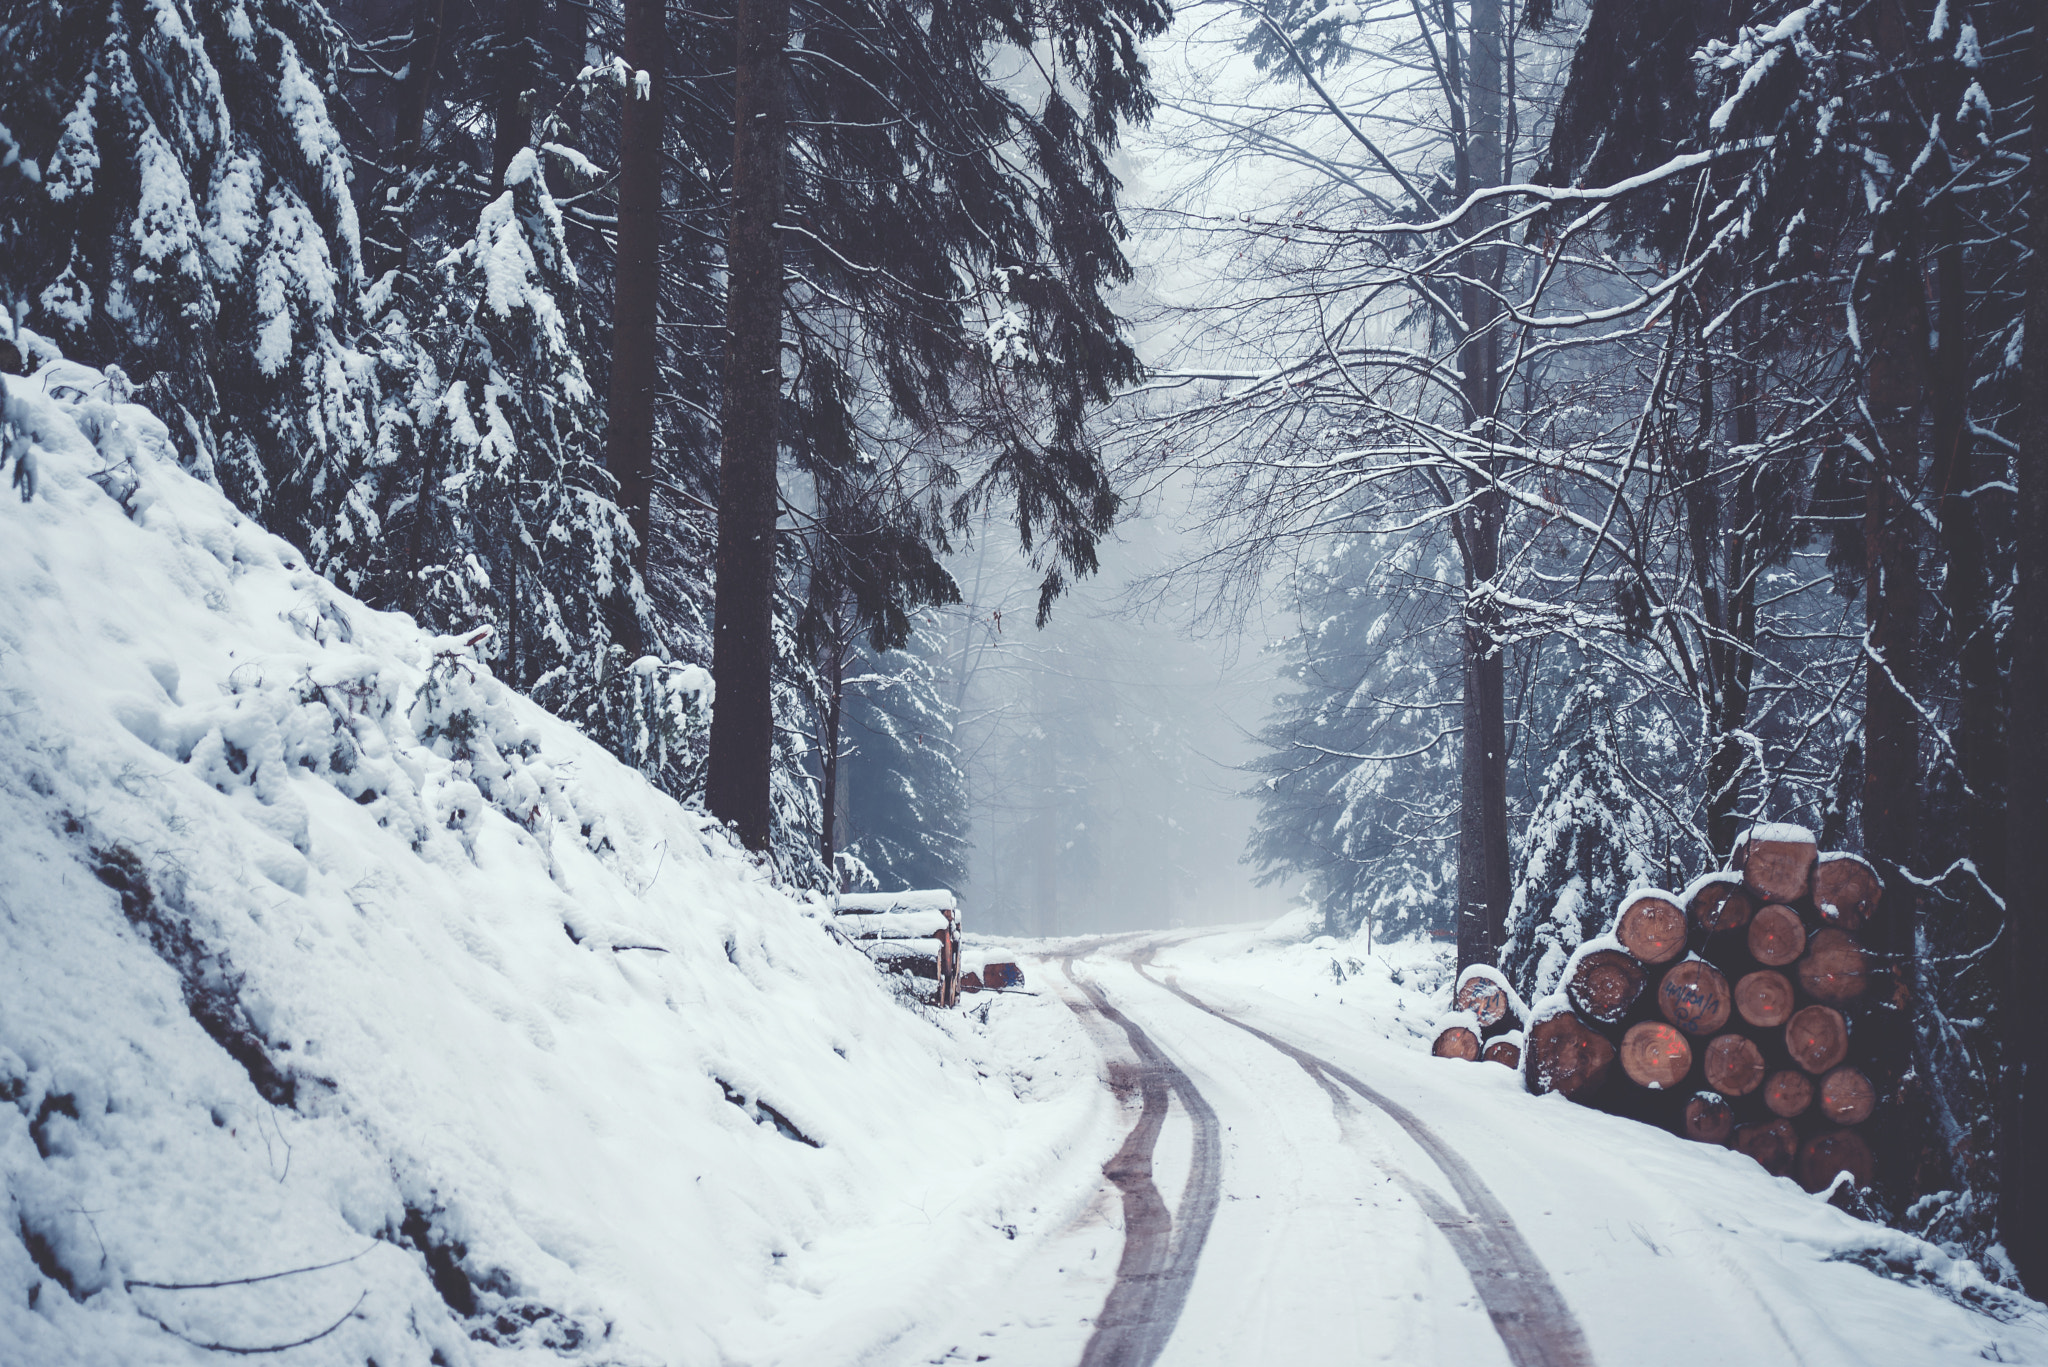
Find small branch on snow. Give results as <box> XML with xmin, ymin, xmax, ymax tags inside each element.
<box><xmin>137</xmin><ymin>1290</ymin><xmax>367</xmax><ymax>1356</ymax></box>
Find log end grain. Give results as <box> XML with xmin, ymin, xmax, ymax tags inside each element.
<box><xmin>1704</xmin><ymin>1032</ymin><xmax>1767</xmax><ymax>1097</ymax></box>
<box><xmin>1691</xmin><ymin>880</ymin><xmax>1756</xmax><ymax>935</ymax></box>
<box><xmin>1567</xmin><ymin>948</ymin><xmax>1649</xmax><ymax>1024</ymax></box>
<box><xmin>1736</xmin><ymin>969</ymin><xmax>1796</xmax><ymax>1028</ymax></box>
<box><xmin>1737</xmin><ymin>832</ymin><xmax>1819</xmax><ymax>904</ymax></box>
<box><xmin>1763</xmin><ymin>1068</ymin><xmax>1816</xmax><ymax>1119</ymax></box>
<box><xmin>1432</xmin><ymin>1023</ymin><xmax>1481</xmax><ymax>1061</ymax></box>
<box><xmin>1818</xmin><ymin>1065</ymin><xmax>1877</xmax><ymax>1126</ymax></box>
<box><xmin>1483</xmin><ymin>1037</ymin><xmax>1522</xmax><ymax>1069</ymax></box>
<box><xmin>1658</xmin><ymin>959</ymin><xmax>1733</xmax><ymax>1036</ymax></box>
<box><xmin>1812</xmin><ymin>854</ymin><xmax>1882</xmax><ymax>930</ymax></box>
<box><xmin>1785</xmin><ymin>1004</ymin><xmax>1850</xmax><ymax>1075</ymax></box>
<box><xmin>1798</xmin><ymin>1129</ymin><xmax>1876</xmax><ymax>1193</ymax></box>
<box><xmin>1797</xmin><ymin>927</ymin><xmax>1871</xmax><ymax>1006</ymax></box>
<box><xmin>1527</xmin><ymin>1010</ymin><xmax>1618</xmax><ymax>1100</ymax></box>
<box><xmin>1616</xmin><ymin>894</ymin><xmax>1689</xmax><ymax>965</ymax></box>
<box><xmin>1748</xmin><ymin>903</ymin><xmax>1809</xmax><ymax>967</ymax></box>
<box><xmin>1454</xmin><ymin>973</ymin><xmax>1514</xmax><ymax>1028</ymax></box>
<box><xmin>1733</xmin><ymin>1118</ymin><xmax>1801</xmax><ymax>1176</ymax></box>
<box><xmin>1620</xmin><ymin>1020</ymin><xmax>1694</xmax><ymax>1090</ymax></box>
<box><xmin>1683</xmin><ymin>1091</ymin><xmax>1735</xmax><ymax>1144</ymax></box>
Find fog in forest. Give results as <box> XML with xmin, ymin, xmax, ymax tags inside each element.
<box><xmin>937</xmin><ymin>513</ymin><xmax>1299</xmax><ymax>938</ymax></box>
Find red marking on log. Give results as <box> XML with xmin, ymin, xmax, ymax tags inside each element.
<box><xmin>1735</xmin><ymin>969</ymin><xmax>1796</xmax><ymax>1028</ymax></box>
<box><xmin>1619</xmin><ymin>1020</ymin><xmax>1693</xmax><ymax>1089</ymax></box>
<box><xmin>1737</xmin><ymin>837</ymin><xmax>1817</xmax><ymax>904</ymax></box>
<box><xmin>1785</xmin><ymin>1005</ymin><xmax>1850</xmax><ymax>1075</ymax></box>
<box><xmin>1704</xmin><ymin>1033</ymin><xmax>1767</xmax><ymax>1097</ymax></box>
<box><xmin>1747</xmin><ymin>903</ymin><xmax>1808</xmax><ymax>967</ymax></box>
<box><xmin>1433</xmin><ymin>1025</ymin><xmax>1481</xmax><ymax>1061</ymax></box>
<box><xmin>1763</xmin><ymin>1069</ymin><xmax>1815</xmax><ymax>1118</ymax></box>
<box><xmin>1818</xmin><ymin>1066</ymin><xmax>1876</xmax><ymax>1126</ymax></box>
<box><xmin>1616</xmin><ymin>895</ymin><xmax>1688</xmax><ymax>965</ymax></box>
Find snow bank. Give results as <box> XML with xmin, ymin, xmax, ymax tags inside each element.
<box><xmin>0</xmin><ymin>367</ymin><xmax>1107</xmax><ymax>1365</ymax></box>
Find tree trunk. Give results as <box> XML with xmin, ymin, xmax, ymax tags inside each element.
<box><xmin>818</xmin><ymin>629</ymin><xmax>844</xmax><ymax>880</ymax></box>
<box><xmin>2001</xmin><ymin>13</ymin><xmax>2048</xmax><ymax>1294</ymax></box>
<box><xmin>1930</xmin><ymin>204</ymin><xmax>2001</xmax><ymax>916</ymax></box>
<box><xmin>490</xmin><ymin>0</ymin><xmax>542</xmax><ymax>189</ymax></box>
<box><xmin>605</xmin><ymin>0</ymin><xmax>666</xmax><ymax>574</ymax></box>
<box><xmin>704</xmin><ymin>0</ymin><xmax>790</xmax><ymax>851</ymax></box>
<box><xmin>1452</xmin><ymin>0</ymin><xmax>1511</xmax><ymax>973</ymax></box>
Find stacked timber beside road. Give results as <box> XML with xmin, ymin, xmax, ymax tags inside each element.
<box><xmin>1433</xmin><ymin>826</ymin><xmax>1891</xmax><ymax>1194</ymax></box>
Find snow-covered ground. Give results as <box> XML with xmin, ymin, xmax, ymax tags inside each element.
<box><xmin>957</xmin><ymin>920</ymin><xmax>2048</xmax><ymax>1366</ymax></box>
<box><xmin>0</xmin><ymin>366</ymin><xmax>1119</xmax><ymax>1366</ymax></box>
<box><xmin>6</xmin><ymin>363</ymin><xmax>2045</xmax><ymax>1367</ymax></box>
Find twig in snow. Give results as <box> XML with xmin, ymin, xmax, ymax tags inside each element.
<box><xmin>137</xmin><ymin>1289</ymin><xmax>366</xmax><ymax>1355</ymax></box>
<box><xmin>126</xmin><ymin>1243</ymin><xmax>376</xmax><ymax>1291</ymax></box>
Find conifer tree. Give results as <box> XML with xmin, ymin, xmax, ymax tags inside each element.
<box><xmin>1246</xmin><ymin>538</ymin><xmax>1460</xmax><ymax>942</ymax></box>
<box><xmin>349</xmin><ymin>147</ymin><xmax>657</xmax><ymax>750</ymax></box>
<box><xmin>837</xmin><ymin>622</ymin><xmax>971</xmax><ymax>893</ymax></box>
<box><xmin>1499</xmin><ymin>674</ymin><xmax>1663</xmax><ymax>1001</ymax></box>
<box><xmin>0</xmin><ymin>0</ymin><xmax>377</xmax><ymax>533</ymax></box>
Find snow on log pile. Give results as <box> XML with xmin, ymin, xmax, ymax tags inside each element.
<box><xmin>0</xmin><ymin>365</ymin><xmax>1108</xmax><ymax>1365</ymax></box>
<box><xmin>1434</xmin><ymin>826</ymin><xmax>1892</xmax><ymax>1193</ymax></box>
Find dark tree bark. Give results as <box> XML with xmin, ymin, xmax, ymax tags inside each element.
<box><xmin>2001</xmin><ymin>12</ymin><xmax>2048</xmax><ymax>1295</ymax></box>
<box><xmin>1453</xmin><ymin>0</ymin><xmax>1512</xmax><ymax>971</ymax></box>
<box><xmin>604</xmin><ymin>0</ymin><xmax>665</xmax><ymax>572</ymax></box>
<box><xmin>1857</xmin><ymin>165</ymin><xmax>1926</xmax><ymax>968</ymax></box>
<box><xmin>1929</xmin><ymin>200</ymin><xmax>2002</xmax><ymax>919</ymax></box>
<box><xmin>490</xmin><ymin>0</ymin><xmax>543</xmax><ymax>190</ymax></box>
<box><xmin>817</xmin><ymin>627</ymin><xmax>845</xmax><ymax>881</ymax></box>
<box><xmin>704</xmin><ymin>0</ymin><xmax>790</xmax><ymax>851</ymax></box>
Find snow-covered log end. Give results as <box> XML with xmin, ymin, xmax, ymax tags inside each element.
<box><xmin>0</xmin><ymin>366</ymin><xmax>1104</xmax><ymax>1364</ymax></box>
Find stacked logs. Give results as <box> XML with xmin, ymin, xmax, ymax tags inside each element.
<box><xmin>1435</xmin><ymin>827</ymin><xmax>1889</xmax><ymax>1194</ymax></box>
<box><xmin>1431</xmin><ymin>965</ymin><xmax>1528</xmax><ymax>1068</ymax></box>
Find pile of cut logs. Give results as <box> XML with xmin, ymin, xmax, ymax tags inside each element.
<box><xmin>1433</xmin><ymin>827</ymin><xmax>1888</xmax><ymax>1194</ymax></box>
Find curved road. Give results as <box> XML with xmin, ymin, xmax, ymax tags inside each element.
<box><xmin>1057</xmin><ymin>937</ymin><xmax>1591</xmax><ymax>1367</ymax></box>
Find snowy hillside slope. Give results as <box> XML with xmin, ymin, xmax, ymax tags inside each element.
<box><xmin>0</xmin><ymin>366</ymin><xmax>1115</xmax><ymax>1366</ymax></box>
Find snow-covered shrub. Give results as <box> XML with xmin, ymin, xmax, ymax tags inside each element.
<box><xmin>1500</xmin><ymin>675</ymin><xmax>1663</xmax><ymax>1000</ymax></box>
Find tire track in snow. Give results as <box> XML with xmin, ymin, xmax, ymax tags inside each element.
<box><xmin>1058</xmin><ymin>958</ymin><xmax>1223</xmax><ymax>1367</ymax></box>
<box><xmin>1129</xmin><ymin>949</ymin><xmax>1594</xmax><ymax>1367</ymax></box>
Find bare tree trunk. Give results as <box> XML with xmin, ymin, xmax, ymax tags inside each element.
<box><xmin>1930</xmin><ymin>204</ymin><xmax>2001</xmax><ymax>915</ymax></box>
<box><xmin>818</xmin><ymin>628</ymin><xmax>844</xmax><ymax>881</ymax></box>
<box><xmin>1857</xmin><ymin>180</ymin><xmax>1926</xmax><ymax>966</ymax></box>
<box><xmin>2001</xmin><ymin>17</ymin><xmax>2048</xmax><ymax>1293</ymax></box>
<box><xmin>1453</xmin><ymin>0</ymin><xmax>1511</xmax><ymax>971</ymax></box>
<box><xmin>604</xmin><ymin>0</ymin><xmax>665</xmax><ymax>572</ymax></box>
<box><xmin>704</xmin><ymin>0</ymin><xmax>790</xmax><ymax>851</ymax></box>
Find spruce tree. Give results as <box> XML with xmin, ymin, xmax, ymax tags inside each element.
<box><xmin>0</xmin><ymin>0</ymin><xmax>378</xmax><ymax>533</ymax></box>
<box><xmin>1245</xmin><ymin>538</ymin><xmax>1460</xmax><ymax>942</ymax></box>
<box><xmin>348</xmin><ymin>146</ymin><xmax>657</xmax><ymax>752</ymax></box>
<box><xmin>838</xmin><ymin>622</ymin><xmax>971</xmax><ymax>893</ymax></box>
<box><xmin>1499</xmin><ymin>674</ymin><xmax>1662</xmax><ymax>1001</ymax></box>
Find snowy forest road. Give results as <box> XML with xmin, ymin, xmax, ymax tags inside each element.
<box><xmin>892</xmin><ymin>927</ymin><xmax>2047</xmax><ymax>1367</ymax></box>
<box><xmin>1054</xmin><ymin>937</ymin><xmax>1590</xmax><ymax>1367</ymax></box>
